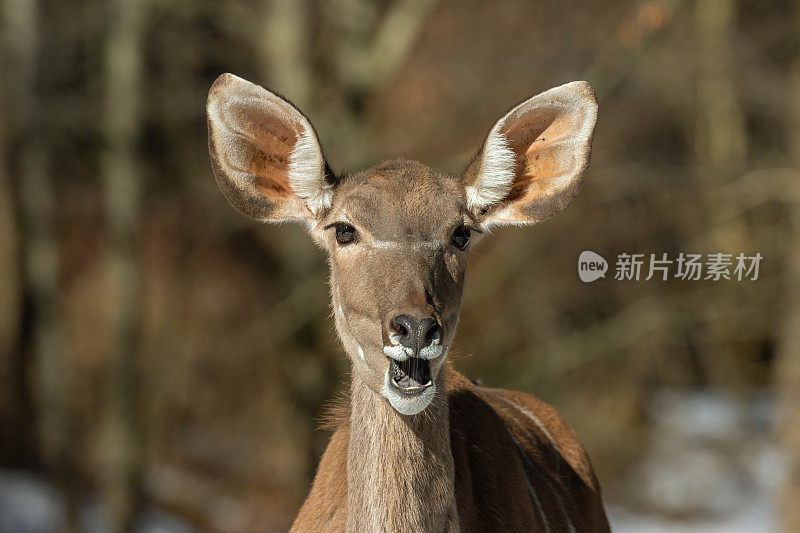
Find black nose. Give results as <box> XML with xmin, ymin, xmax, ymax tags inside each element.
<box><xmin>392</xmin><ymin>315</ymin><xmax>441</xmax><ymax>352</ymax></box>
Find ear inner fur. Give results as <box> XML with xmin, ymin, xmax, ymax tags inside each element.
<box><xmin>464</xmin><ymin>80</ymin><xmax>598</xmax><ymax>227</ymax></box>
<box><xmin>207</xmin><ymin>73</ymin><xmax>331</xmax><ymax>221</ymax></box>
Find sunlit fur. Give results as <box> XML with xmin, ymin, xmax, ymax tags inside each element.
<box><xmin>207</xmin><ymin>73</ymin><xmax>607</xmax><ymax>532</ymax></box>
<box><xmin>288</xmin><ymin>126</ymin><xmax>331</xmax><ymax>214</ymax></box>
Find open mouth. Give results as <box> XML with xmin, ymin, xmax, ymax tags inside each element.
<box><xmin>388</xmin><ymin>357</ymin><xmax>432</xmax><ymax>396</ymax></box>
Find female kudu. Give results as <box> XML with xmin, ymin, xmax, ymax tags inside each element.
<box><xmin>207</xmin><ymin>73</ymin><xmax>609</xmax><ymax>532</ymax></box>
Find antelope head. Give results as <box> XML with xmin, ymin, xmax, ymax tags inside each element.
<box><xmin>207</xmin><ymin>73</ymin><xmax>597</xmax><ymax>416</ymax></box>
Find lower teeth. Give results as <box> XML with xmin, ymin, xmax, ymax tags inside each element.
<box><xmin>392</xmin><ymin>378</ymin><xmax>430</xmax><ymax>390</ymax></box>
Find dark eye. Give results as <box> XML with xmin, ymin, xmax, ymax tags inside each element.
<box><xmin>333</xmin><ymin>223</ymin><xmax>357</xmax><ymax>245</ymax></box>
<box><xmin>451</xmin><ymin>225</ymin><xmax>471</xmax><ymax>250</ymax></box>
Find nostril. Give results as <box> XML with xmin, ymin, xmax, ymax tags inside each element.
<box><xmin>392</xmin><ymin>315</ymin><xmax>414</xmax><ymax>341</ymax></box>
<box><xmin>425</xmin><ymin>322</ymin><xmax>441</xmax><ymax>343</ymax></box>
<box><xmin>421</xmin><ymin>319</ymin><xmax>440</xmax><ymax>347</ymax></box>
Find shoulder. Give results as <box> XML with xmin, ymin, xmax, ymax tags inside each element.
<box><xmin>445</xmin><ymin>364</ymin><xmax>609</xmax><ymax>530</ymax></box>
<box><xmin>445</xmin><ymin>363</ymin><xmax>600</xmax><ymax>492</ymax></box>
<box><xmin>484</xmin><ymin>387</ymin><xmax>601</xmax><ymax>492</ymax></box>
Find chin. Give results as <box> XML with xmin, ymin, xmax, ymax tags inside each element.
<box><xmin>382</xmin><ymin>370</ymin><xmax>437</xmax><ymax>416</ymax></box>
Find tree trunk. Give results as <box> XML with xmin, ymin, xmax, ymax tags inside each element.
<box><xmin>0</xmin><ymin>0</ymin><xmax>26</xmax><ymax>467</ymax></box>
<box><xmin>694</xmin><ymin>0</ymin><xmax>746</xmax><ymax>168</ymax></box>
<box><xmin>261</xmin><ymin>0</ymin><xmax>313</xmax><ymax>109</ymax></box>
<box><xmin>692</xmin><ymin>0</ymin><xmax>748</xmax><ymax>385</ymax></box>
<box><xmin>101</xmin><ymin>0</ymin><xmax>146</xmax><ymax>530</ymax></box>
<box><xmin>2</xmin><ymin>0</ymin><xmax>78</xmax><ymax>529</ymax></box>
<box><xmin>775</xmin><ymin>10</ymin><xmax>800</xmax><ymax>529</ymax></box>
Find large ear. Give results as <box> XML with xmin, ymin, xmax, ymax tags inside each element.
<box><xmin>463</xmin><ymin>81</ymin><xmax>598</xmax><ymax>227</ymax></box>
<box><xmin>207</xmin><ymin>73</ymin><xmax>334</xmax><ymax>222</ymax></box>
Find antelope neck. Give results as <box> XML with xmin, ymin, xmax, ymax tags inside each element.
<box><xmin>346</xmin><ymin>370</ymin><xmax>458</xmax><ymax>532</ymax></box>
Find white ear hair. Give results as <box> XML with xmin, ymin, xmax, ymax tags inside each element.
<box><xmin>288</xmin><ymin>125</ymin><xmax>330</xmax><ymax>215</ymax></box>
<box><xmin>465</xmin><ymin>125</ymin><xmax>516</xmax><ymax>211</ymax></box>
<box><xmin>465</xmin><ymin>81</ymin><xmax>598</xmax><ymax>225</ymax></box>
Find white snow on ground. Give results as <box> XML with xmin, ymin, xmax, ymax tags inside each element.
<box><xmin>0</xmin><ymin>470</ymin><xmax>196</xmax><ymax>533</ymax></box>
<box><xmin>0</xmin><ymin>470</ymin><xmax>63</xmax><ymax>533</ymax></box>
<box><xmin>608</xmin><ymin>389</ymin><xmax>783</xmax><ymax>533</ymax></box>
<box><xmin>608</xmin><ymin>499</ymin><xmax>775</xmax><ymax>533</ymax></box>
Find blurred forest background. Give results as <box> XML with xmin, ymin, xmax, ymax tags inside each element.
<box><xmin>1</xmin><ymin>0</ymin><xmax>799</xmax><ymax>531</ymax></box>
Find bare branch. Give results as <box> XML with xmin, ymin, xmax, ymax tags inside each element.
<box><xmin>368</xmin><ymin>0</ymin><xmax>438</xmax><ymax>87</ymax></box>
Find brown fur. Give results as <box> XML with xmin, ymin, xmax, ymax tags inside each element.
<box><xmin>293</xmin><ymin>362</ymin><xmax>609</xmax><ymax>532</ymax></box>
<box><xmin>206</xmin><ymin>74</ymin><xmax>606</xmax><ymax>532</ymax></box>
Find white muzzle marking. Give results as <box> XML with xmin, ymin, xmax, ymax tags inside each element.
<box><xmin>419</xmin><ymin>343</ymin><xmax>443</xmax><ymax>360</ymax></box>
<box><xmin>383</xmin><ymin>339</ymin><xmax>442</xmax><ymax>360</ymax></box>
<box><xmin>382</xmin><ymin>371</ymin><xmax>436</xmax><ymax>416</ymax></box>
<box><xmin>383</xmin><ymin>345</ymin><xmax>414</xmax><ymax>361</ymax></box>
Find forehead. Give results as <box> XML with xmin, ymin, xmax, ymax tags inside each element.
<box><xmin>331</xmin><ymin>159</ymin><xmax>465</xmax><ymax>239</ymax></box>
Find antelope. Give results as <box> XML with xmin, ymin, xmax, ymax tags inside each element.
<box><xmin>206</xmin><ymin>73</ymin><xmax>609</xmax><ymax>532</ymax></box>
